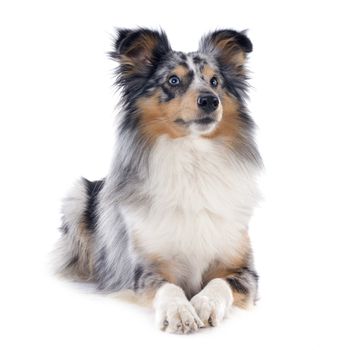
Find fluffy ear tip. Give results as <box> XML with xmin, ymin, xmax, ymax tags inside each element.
<box><xmin>222</xmin><ymin>29</ymin><xmax>253</xmax><ymax>53</ymax></box>
<box><xmin>201</xmin><ymin>29</ymin><xmax>253</xmax><ymax>53</ymax></box>
<box><xmin>237</xmin><ymin>31</ymin><xmax>253</xmax><ymax>53</ymax></box>
<box><xmin>112</xmin><ymin>27</ymin><xmax>169</xmax><ymax>56</ymax></box>
<box><xmin>111</xmin><ymin>28</ymin><xmax>131</xmax><ymax>55</ymax></box>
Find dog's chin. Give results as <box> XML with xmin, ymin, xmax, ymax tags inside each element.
<box><xmin>189</xmin><ymin>118</ymin><xmax>218</xmax><ymax>135</ymax></box>
<box><xmin>175</xmin><ymin>116</ymin><xmax>220</xmax><ymax>135</ymax></box>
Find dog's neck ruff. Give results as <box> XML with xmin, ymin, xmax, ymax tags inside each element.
<box><xmin>120</xmin><ymin>135</ymin><xmax>260</xmax><ymax>296</ymax></box>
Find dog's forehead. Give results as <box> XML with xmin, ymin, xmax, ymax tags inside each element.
<box><xmin>159</xmin><ymin>51</ymin><xmax>217</xmax><ymax>75</ymax></box>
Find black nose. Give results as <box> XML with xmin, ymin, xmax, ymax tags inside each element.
<box><xmin>197</xmin><ymin>94</ymin><xmax>219</xmax><ymax>112</ymax></box>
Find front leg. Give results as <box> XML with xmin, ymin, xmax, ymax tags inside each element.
<box><xmin>154</xmin><ymin>283</ymin><xmax>204</xmax><ymax>333</ymax></box>
<box><xmin>132</xmin><ymin>264</ymin><xmax>204</xmax><ymax>333</ymax></box>
<box><xmin>190</xmin><ymin>278</ymin><xmax>233</xmax><ymax>327</ymax></box>
<box><xmin>191</xmin><ymin>268</ymin><xmax>258</xmax><ymax>327</ymax></box>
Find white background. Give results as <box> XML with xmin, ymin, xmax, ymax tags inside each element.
<box><xmin>1</xmin><ymin>0</ymin><xmax>350</xmax><ymax>349</ymax></box>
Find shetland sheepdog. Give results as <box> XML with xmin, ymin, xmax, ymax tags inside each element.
<box><xmin>55</xmin><ymin>28</ymin><xmax>262</xmax><ymax>333</ymax></box>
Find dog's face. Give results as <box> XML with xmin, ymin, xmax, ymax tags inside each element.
<box><xmin>112</xmin><ymin>29</ymin><xmax>252</xmax><ymax>142</ymax></box>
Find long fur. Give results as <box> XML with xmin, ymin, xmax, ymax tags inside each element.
<box><xmin>55</xmin><ymin>28</ymin><xmax>262</xmax><ymax>332</ymax></box>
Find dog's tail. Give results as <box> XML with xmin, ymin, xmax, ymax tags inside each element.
<box><xmin>53</xmin><ymin>177</ymin><xmax>104</xmax><ymax>281</ymax></box>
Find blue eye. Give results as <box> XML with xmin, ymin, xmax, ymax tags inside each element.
<box><xmin>168</xmin><ymin>75</ymin><xmax>180</xmax><ymax>86</ymax></box>
<box><xmin>210</xmin><ymin>77</ymin><xmax>218</xmax><ymax>87</ymax></box>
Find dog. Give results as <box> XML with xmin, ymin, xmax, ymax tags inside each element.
<box><xmin>55</xmin><ymin>28</ymin><xmax>262</xmax><ymax>334</ymax></box>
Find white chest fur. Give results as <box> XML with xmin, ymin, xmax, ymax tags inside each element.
<box><xmin>123</xmin><ymin>135</ymin><xmax>259</xmax><ymax>293</ymax></box>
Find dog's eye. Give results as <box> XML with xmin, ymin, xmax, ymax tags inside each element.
<box><xmin>168</xmin><ymin>75</ymin><xmax>180</xmax><ymax>86</ymax></box>
<box><xmin>210</xmin><ymin>77</ymin><xmax>219</xmax><ymax>88</ymax></box>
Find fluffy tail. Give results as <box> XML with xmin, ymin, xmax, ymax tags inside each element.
<box><xmin>53</xmin><ymin>178</ymin><xmax>103</xmax><ymax>281</ymax></box>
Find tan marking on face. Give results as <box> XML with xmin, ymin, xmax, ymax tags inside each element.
<box><xmin>172</xmin><ymin>64</ymin><xmax>189</xmax><ymax>78</ymax></box>
<box><xmin>203</xmin><ymin>92</ymin><xmax>240</xmax><ymax>144</ymax></box>
<box><xmin>202</xmin><ymin>65</ymin><xmax>216</xmax><ymax>80</ymax></box>
<box><xmin>137</xmin><ymin>89</ymin><xmax>201</xmax><ymax>141</ymax></box>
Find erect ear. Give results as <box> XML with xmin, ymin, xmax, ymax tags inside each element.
<box><xmin>110</xmin><ymin>28</ymin><xmax>171</xmax><ymax>77</ymax></box>
<box><xmin>199</xmin><ymin>29</ymin><xmax>252</xmax><ymax>71</ymax></box>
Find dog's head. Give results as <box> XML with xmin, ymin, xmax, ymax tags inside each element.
<box><xmin>111</xmin><ymin>28</ymin><xmax>253</xmax><ymax>142</ymax></box>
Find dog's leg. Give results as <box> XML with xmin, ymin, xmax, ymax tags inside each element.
<box><xmin>191</xmin><ymin>268</ymin><xmax>258</xmax><ymax>327</ymax></box>
<box><xmin>190</xmin><ymin>278</ymin><xmax>233</xmax><ymax>327</ymax></box>
<box><xmin>132</xmin><ymin>266</ymin><xmax>204</xmax><ymax>333</ymax></box>
<box><xmin>153</xmin><ymin>283</ymin><xmax>204</xmax><ymax>333</ymax></box>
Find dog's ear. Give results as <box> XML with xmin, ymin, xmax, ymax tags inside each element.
<box><xmin>199</xmin><ymin>30</ymin><xmax>252</xmax><ymax>72</ymax></box>
<box><xmin>110</xmin><ymin>28</ymin><xmax>171</xmax><ymax>77</ymax></box>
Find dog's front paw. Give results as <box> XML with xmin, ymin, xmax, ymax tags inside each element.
<box><xmin>154</xmin><ymin>283</ymin><xmax>204</xmax><ymax>334</ymax></box>
<box><xmin>156</xmin><ymin>298</ymin><xmax>204</xmax><ymax>333</ymax></box>
<box><xmin>190</xmin><ymin>294</ymin><xmax>224</xmax><ymax>327</ymax></box>
<box><xmin>190</xmin><ymin>278</ymin><xmax>233</xmax><ymax>327</ymax></box>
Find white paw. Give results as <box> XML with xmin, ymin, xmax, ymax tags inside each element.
<box><xmin>190</xmin><ymin>279</ymin><xmax>233</xmax><ymax>327</ymax></box>
<box><xmin>156</xmin><ymin>298</ymin><xmax>204</xmax><ymax>333</ymax></box>
<box><xmin>154</xmin><ymin>283</ymin><xmax>204</xmax><ymax>334</ymax></box>
<box><xmin>190</xmin><ymin>294</ymin><xmax>224</xmax><ymax>327</ymax></box>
